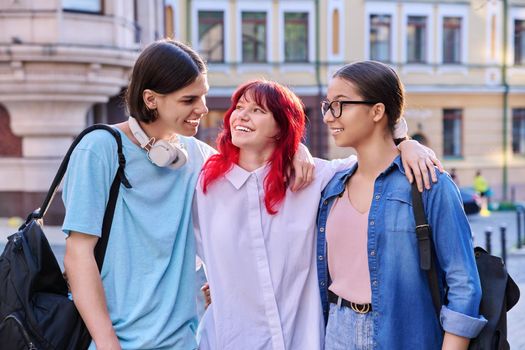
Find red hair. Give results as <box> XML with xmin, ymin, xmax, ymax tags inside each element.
<box><xmin>201</xmin><ymin>80</ymin><xmax>306</xmax><ymax>214</ymax></box>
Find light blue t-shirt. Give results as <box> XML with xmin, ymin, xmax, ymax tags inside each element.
<box><xmin>62</xmin><ymin>127</ymin><xmax>215</xmax><ymax>350</ymax></box>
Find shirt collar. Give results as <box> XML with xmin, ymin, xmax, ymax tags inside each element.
<box><xmin>224</xmin><ymin>163</ymin><xmax>269</xmax><ymax>190</ymax></box>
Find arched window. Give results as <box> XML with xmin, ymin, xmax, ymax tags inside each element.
<box><xmin>0</xmin><ymin>104</ymin><xmax>22</xmax><ymax>157</ymax></box>
<box><xmin>332</xmin><ymin>9</ymin><xmax>340</xmax><ymax>55</ymax></box>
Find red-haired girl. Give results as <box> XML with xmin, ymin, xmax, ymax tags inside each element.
<box><xmin>193</xmin><ymin>80</ymin><xmax>441</xmax><ymax>350</ymax></box>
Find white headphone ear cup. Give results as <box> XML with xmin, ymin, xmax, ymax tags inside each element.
<box><xmin>148</xmin><ymin>141</ymin><xmax>175</xmax><ymax>167</ymax></box>
<box><xmin>170</xmin><ymin>145</ymin><xmax>188</xmax><ymax>170</ymax></box>
<box><xmin>148</xmin><ymin>140</ymin><xmax>188</xmax><ymax>168</ymax></box>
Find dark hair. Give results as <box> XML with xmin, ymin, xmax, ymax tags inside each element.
<box><xmin>333</xmin><ymin>61</ymin><xmax>404</xmax><ymax>134</ymax></box>
<box><xmin>126</xmin><ymin>39</ymin><xmax>207</xmax><ymax>123</ymax></box>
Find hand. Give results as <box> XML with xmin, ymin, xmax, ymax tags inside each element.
<box><xmin>441</xmin><ymin>332</ymin><xmax>470</xmax><ymax>350</ymax></box>
<box><xmin>398</xmin><ymin>140</ymin><xmax>444</xmax><ymax>192</ymax></box>
<box><xmin>288</xmin><ymin>143</ymin><xmax>315</xmax><ymax>192</ymax></box>
<box><xmin>201</xmin><ymin>283</ymin><xmax>211</xmax><ymax>309</ymax></box>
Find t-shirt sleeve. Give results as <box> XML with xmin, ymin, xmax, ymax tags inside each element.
<box><xmin>61</xmin><ymin>134</ymin><xmax>118</xmax><ymax>237</ymax></box>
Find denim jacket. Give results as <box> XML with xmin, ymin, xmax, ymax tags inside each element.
<box><xmin>316</xmin><ymin>156</ymin><xmax>487</xmax><ymax>349</ymax></box>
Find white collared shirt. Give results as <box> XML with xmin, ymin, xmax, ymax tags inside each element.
<box><xmin>193</xmin><ymin>156</ymin><xmax>355</xmax><ymax>350</ymax></box>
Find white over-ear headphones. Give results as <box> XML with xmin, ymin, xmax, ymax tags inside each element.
<box><xmin>128</xmin><ymin>116</ymin><xmax>188</xmax><ymax>169</ymax></box>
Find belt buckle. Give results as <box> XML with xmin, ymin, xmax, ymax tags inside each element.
<box><xmin>351</xmin><ymin>302</ymin><xmax>370</xmax><ymax>314</ymax></box>
<box><xmin>337</xmin><ymin>296</ymin><xmax>342</xmax><ymax>308</ymax></box>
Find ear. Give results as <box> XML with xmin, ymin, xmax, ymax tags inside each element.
<box><xmin>371</xmin><ymin>103</ymin><xmax>386</xmax><ymax>123</ymax></box>
<box><xmin>142</xmin><ymin>89</ymin><xmax>157</xmax><ymax>110</ymax></box>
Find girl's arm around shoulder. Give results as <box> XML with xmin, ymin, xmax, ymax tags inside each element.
<box><xmin>423</xmin><ymin>173</ymin><xmax>487</xmax><ymax>339</ymax></box>
<box><xmin>315</xmin><ymin>155</ymin><xmax>357</xmax><ymax>189</ymax></box>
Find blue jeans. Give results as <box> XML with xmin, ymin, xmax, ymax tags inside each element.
<box><xmin>325</xmin><ymin>303</ymin><xmax>374</xmax><ymax>350</ymax></box>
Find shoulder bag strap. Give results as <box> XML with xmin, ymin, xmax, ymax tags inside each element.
<box><xmin>411</xmin><ymin>183</ymin><xmax>442</xmax><ymax>318</ymax></box>
<box><xmin>25</xmin><ymin>124</ymin><xmax>132</xmax><ymax>272</ymax></box>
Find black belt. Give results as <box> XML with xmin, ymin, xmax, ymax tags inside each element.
<box><xmin>328</xmin><ymin>290</ymin><xmax>372</xmax><ymax>314</ymax></box>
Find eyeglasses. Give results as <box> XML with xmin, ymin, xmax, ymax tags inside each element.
<box><xmin>321</xmin><ymin>100</ymin><xmax>379</xmax><ymax>118</ymax></box>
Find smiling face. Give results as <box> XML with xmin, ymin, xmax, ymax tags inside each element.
<box><xmin>151</xmin><ymin>74</ymin><xmax>210</xmax><ymax>136</ymax></box>
<box><xmin>229</xmin><ymin>91</ymin><xmax>280</xmax><ymax>153</ymax></box>
<box><xmin>323</xmin><ymin>77</ymin><xmax>377</xmax><ymax>148</ymax></box>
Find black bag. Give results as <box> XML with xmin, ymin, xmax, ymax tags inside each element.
<box><xmin>0</xmin><ymin>125</ymin><xmax>131</xmax><ymax>350</ymax></box>
<box><xmin>411</xmin><ymin>184</ymin><xmax>520</xmax><ymax>350</ymax></box>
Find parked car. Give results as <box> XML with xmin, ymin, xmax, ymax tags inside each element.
<box><xmin>459</xmin><ymin>187</ymin><xmax>481</xmax><ymax>215</ymax></box>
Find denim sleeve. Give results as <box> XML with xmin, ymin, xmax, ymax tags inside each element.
<box><xmin>425</xmin><ymin>173</ymin><xmax>487</xmax><ymax>338</ymax></box>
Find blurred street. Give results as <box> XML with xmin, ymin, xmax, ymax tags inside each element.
<box><xmin>1</xmin><ymin>211</ymin><xmax>524</xmax><ymax>348</ymax></box>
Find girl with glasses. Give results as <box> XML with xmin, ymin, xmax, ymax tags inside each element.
<box><xmin>317</xmin><ymin>61</ymin><xmax>487</xmax><ymax>350</ymax></box>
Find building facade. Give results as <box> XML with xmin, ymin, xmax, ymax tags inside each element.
<box><xmin>0</xmin><ymin>0</ymin><xmax>524</xmax><ymax>222</ymax></box>
<box><xmin>167</xmin><ymin>0</ymin><xmax>525</xmax><ymax>201</ymax></box>
<box><xmin>0</xmin><ymin>0</ymin><xmax>163</xmax><ymax>221</ymax></box>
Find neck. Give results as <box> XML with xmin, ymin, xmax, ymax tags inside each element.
<box><xmin>139</xmin><ymin>119</ymin><xmax>176</xmax><ymax>141</ymax></box>
<box><xmin>354</xmin><ymin>131</ymin><xmax>400</xmax><ymax>179</ymax></box>
<box><xmin>238</xmin><ymin>147</ymin><xmax>274</xmax><ymax>172</ymax></box>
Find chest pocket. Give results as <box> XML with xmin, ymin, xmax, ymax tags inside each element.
<box><xmin>384</xmin><ymin>190</ymin><xmax>416</xmax><ymax>233</ymax></box>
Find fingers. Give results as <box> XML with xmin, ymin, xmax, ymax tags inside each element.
<box><xmin>432</xmin><ymin>156</ymin><xmax>444</xmax><ymax>173</ymax></box>
<box><xmin>426</xmin><ymin>158</ymin><xmax>438</xmax><ymax>183</ymax></box>
<box><xmin>201</xmin><ymin>283</ymin><xmax>211</xmax><ymax>308</ymax></box>
<box><xmin>291</xmin><ymin>166</ymin><xmax>305</xmax><ymax>192</ymax></box>
<box><xmin>402</xmin><ymin>158</ymin><xmax>414</xmax><ymax>184</ymax></box>
<box><xmin>418</xmin><ymin>159</ymin><xmax>431</xmax><ymax>190</ymax></box>
<box><xmin>411</xmin><ymin>161</ymin><xmax>424</xmax><ymax>192</ymax></box>
<box><xmin>305</xmin><ymin>163</ymin><xmax>315</xmax><ymax>187</ymax></box>
<box><xmin>296</xmin><ymin>162</ymin><xmax>315</xmax><ymax>192</ymax></box>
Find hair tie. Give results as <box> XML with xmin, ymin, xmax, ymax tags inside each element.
<box><xmin>393</xmin><ymin>117</ymin><xmax>408</xmax><ymax>139</ymax></box>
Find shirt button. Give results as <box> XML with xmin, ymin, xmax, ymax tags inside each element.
<box><xmin>318</xmin><ymin>255</ymin><xmax>324</xmax><ymax>261</ymax></box>
<box><xmin>375</xmin><ymin>195</ymin><xmax>380</xmax><ymax>200</ymax></box>
<box><xmin>372</xmin><ymin>280</ymin><xmax>378</xmax><ymax>287</ymax></box>
<box><xmin>370</xmin><ymin>220</ymin><xmax>375</xmax><ymax>226</ymax></box>
<box><xmin>320</xmin><ymin>281</ymin><xmax>326</xmax><ymax>287</ymax></box>
<box><xmin>320</xmin><ymin>227</ymin><xmax>325</xmax><ymax>233</ymax></box>
<box><xmin>323</xmin><ymin>200</ymin><xmax>328</xmax><ymax>205</ymax></box>
<box><xmin>370</xmin><ymin>250</ymin><xmax>376</xmax><ymax>256</ymax></box>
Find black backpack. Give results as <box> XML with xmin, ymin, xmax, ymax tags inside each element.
<box><xmin>0</xmin><ymin>125</ymin><xmax>131</xmax><ymax>350</ymax></box>
<box><xmin>411</xmin><ymin>184</ymin><xmax>520</xmax><ymax>349</ymax></box>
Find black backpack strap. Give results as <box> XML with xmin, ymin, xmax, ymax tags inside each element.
<box><xmin>26</xmin><ymin>124</ymin><xmax>132</xmax><ymax>272</ymax></box>
<box><xmin>411</xmin><ymin>183</ymin><xmax>442</xmax><ymax>318</ymax></box>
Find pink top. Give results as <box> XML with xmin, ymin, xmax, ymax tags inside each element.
<box><xmin>326</xmin><ymin>194</ymin><xmax>372</xmax><ymax>304</ymax></box>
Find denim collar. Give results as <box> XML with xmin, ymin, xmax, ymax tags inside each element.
<box><xmin>323</xmin><ymin>155</ymin><xmax>404</xmax><ymax>199</ymax></box>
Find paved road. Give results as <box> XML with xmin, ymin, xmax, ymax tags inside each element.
<box><xmin>1</xmin><ymin>212</ymin><xmax>524</xmax><ymax>347</ymax></box>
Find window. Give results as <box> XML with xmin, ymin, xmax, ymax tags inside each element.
<box><xmin>443</xmin><ymin>109</ymin><xmax>462</xmax><ymax>157</ymax></box>
<box><xmin>407</xmin><ymin>16</ymin><xmax>427</xmax><ymax>63</ymax></box>
<box><xmin>165</xmin><ymin>6</ymin><xmax>175</xmax><ymax>39</ymax></box>
<box><xmin>198</xmin><ymin>11</ymin><xmax>225</xmax><ymax>63</ymax></box>
<box><xmin>63</xmin><ymin>0</ymin><xmax>101</xmax><ymax>13</ymax></box>
<box><xmin>284</xmin><ymin>13</ymin><xmax>308</xmax><ymax>62</ymax></box>
<box><xmin>443</xmin><ymin>17</ymin><xmax>462</xmax><ymax>64</ymax></box>
<box><xmin>332</xmin><ymin>10</ymin><xmax>340</xmax><ymax>55</ymax></box>
<box><xmin>515</xmin><ymin>20</ymin><xmax>525</xmax><ymax>65</ymax></box>
<box><xmin>242</xmin><ymin>12</ymin><xmax>267</xmax><ymax>63</ymax></box>
<box><xmin>513</xmin><ymin>109</ymin><xmax>525</xmax><ymax>155</ymax></box>
<box><xmin>370</xmin><ymin>15</ymin><xmax>391</xmax><ymax>62</ymax></box>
